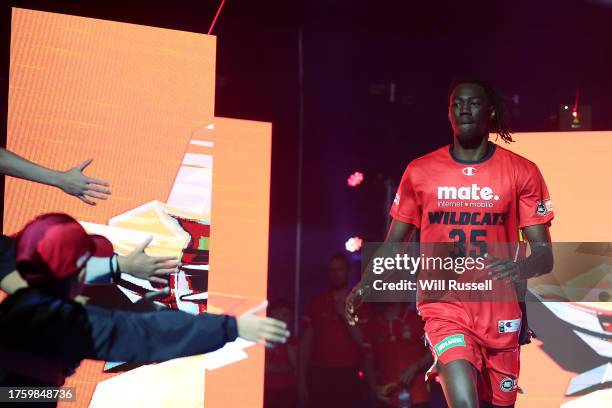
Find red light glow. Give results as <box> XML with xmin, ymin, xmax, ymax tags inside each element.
<box><xmin>345</xmin><ymin>236</ymin><xmax>363</xmax><ymax>252</ymax></box>
<box><xmin>347</xmin><ymin>171</ymin><xmax>364</xmax><ymax>187</ymax></box>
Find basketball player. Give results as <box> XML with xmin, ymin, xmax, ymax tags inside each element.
<box><xmin>346</xmin><ymin>80</ymin><xmax>553</xmax><ymax>408</ymax></box>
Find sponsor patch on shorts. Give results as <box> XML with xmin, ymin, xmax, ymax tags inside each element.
<box><xmin>498</xmin><ymin>318</ymin><xmax>521</xmax><ymax>333</ymax></box>
<box><xmin>434</xmin><ymin>334</ymin><xmax>466</xmax><ymax>356</ymax></box>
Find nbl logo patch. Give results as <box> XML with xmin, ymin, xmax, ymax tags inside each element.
<box><xmin>536</xmin><ymin>202</ymin><xmax>547</xmax><ymax>216</ymax></box>
<box><xmin>499</xmin><ymin>377</ymin><xmax>517</xmax><ymax>392</ymax></box>
<box><xmin>536</xmin><ymin>199</ymin><xmax>553</xmax><ymax>216</ymax></box>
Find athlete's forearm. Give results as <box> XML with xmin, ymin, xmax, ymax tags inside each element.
<box><xmin>356</xmin><ymin>243</ymin><xmax>411</xmax><ymax>297</ymax></box>
<box><xmin>517</xmin><ymin>243</ymin><xmax>553</xmax><ymax>280</ymax></box>
<box><xmin>357</xmin><ymin>220</ymin><xmax>416</xmax><ymax>291</ymax></box>
<box><xmin>0</xmin><ymin>148</ymin><xmax>61</xmax><ymax>187</ymax></box>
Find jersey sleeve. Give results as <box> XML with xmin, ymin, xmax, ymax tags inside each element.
<box><xmin>517</xmin><ymin>163</ymin><xmax>554</xmax><ymax>228</ymax></box>
<box><xmin>389</xmin><ymin>164</ymin><xmax>422</xmax><ymax>227</ymax></box>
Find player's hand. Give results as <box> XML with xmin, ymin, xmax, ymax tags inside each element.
<box><xmin>237</xmin><ymin>301</ymin><xmax>290</xmax><ymax>347</ymax></box>
<box><xmin>485</xmin><ymin>253</ymin><xmax>520</xmax><ymax>283</ymax></box>
<box><xmin>57</xmin><ymin>159</ymin><xmax>111</xmax><ymax>205</ymax></box>
<box><xmin>345</xmin><ymin>284</ymin><xmax>368</xmax><ymax>326</ymax></box>
<box><xmin>118</xmin><ymin>236</ymin><xmax>179</xmax><ymax>286</ymax></box>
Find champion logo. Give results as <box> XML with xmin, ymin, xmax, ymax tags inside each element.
<box><xmin>462</xmin><ymin>167</ymin><xmax>477</xmax><ymax>176</ymax></box>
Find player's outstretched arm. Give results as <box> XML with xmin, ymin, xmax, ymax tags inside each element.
<box><xmin>0</xmin><ymin>148</ymin><xmax>110</xmax><ymax>205</ymax></box>
<box><xmin>345</xmin><ymin>219</ymin><xmax>416</xmax><ymax>325</ymax></box>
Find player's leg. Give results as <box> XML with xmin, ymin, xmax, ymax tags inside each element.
<box><xmin>437</xmin><ymin>359</ymin><xmax>479</xmax><ymax>408</ymax></box>
<box><xmin>421</xmin><ymin>308</ymin><xmax>484</xmax><ymax>408</ymax></box>
<box><xmin>480</xmin><ymin>347</ymin><xmax>520</xmax><ymax>408</ymax></box>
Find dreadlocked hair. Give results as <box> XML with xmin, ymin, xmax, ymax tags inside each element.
<box><xmin>449</xmin><ymin>79</ymin><xmax>514</xmax><ymax>143</ymax></box>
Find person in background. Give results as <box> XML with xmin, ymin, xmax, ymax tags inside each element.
<box><xmin>362</xmin><ymin>302</ymin><xmax>432</xmax><ymax>408</ymax></box>
<box><xmin>298</xmin><ymin>253</ymin><xmax>366</xmax><ymax>408</ymax></box>
<box><xmin>264</xmin><ymin>299</ymin><xmax>298</xmax><ymax>408</ymax></box>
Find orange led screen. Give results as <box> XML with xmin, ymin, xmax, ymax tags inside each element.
<box><xmin>502</xmin><ymin>132</ymin><xmax>612</xmax><ymax>408</ymax></box>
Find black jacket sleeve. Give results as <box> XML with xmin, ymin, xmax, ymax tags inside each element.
<box><xmin>85</xmin><ymin>304</ymin><xmax>238</xmax><ymax>362</ymax></box>
<box><xmin>0</xmin><ymin>289</ymin><xmax>238</xmax><ymax>374</ymax></box>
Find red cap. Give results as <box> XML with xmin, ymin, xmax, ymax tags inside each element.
<box><xmin>15</xmin><ymin>213</ymin><xmax>114</xmax><ymax>283</ymax></box>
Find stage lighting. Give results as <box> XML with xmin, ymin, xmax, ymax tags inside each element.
<box><xmin>345</xmin><ymin>236</ymin><xmax>363</xmax><ymax>252</ymax></box>
<box><xmin>347</xmin><ymin>171</ymin><xmax>364</xmax><ymax>187</ymax></box>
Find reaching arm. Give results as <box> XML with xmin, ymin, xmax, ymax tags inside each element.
<box><xmin>356</xmin><ymin>219</ymin><xmax>416</xmax><ymax>291</ymax></box>
<box><xmin>0</xmin><ymin>148</ymin><xmax>110</xmax><ymax>205</ymax></box>
<box><xmin>0</xmin><ymin>148</ymin><xmax>62</xmax><ymax>186</ymax></box>
<box><xmin>0</xmin><ymin>290</ymin><xmax>237</xmax><ymax>371</ymax></box>
<box><xmin>345</xmin><ymin>219</ymin><xmax>416</xmax><ymax>324</ymax></box>
<box><xmin>86</xmin><ymin>305</ymin><xmax>239</xmax><ymax>362</ymax></box>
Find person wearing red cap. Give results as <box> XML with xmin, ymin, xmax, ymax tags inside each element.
<box><xmin>0</xmin><ymin>213</ymin><xmax>289</xmax><ymax>396</ymax></box>
<box><xmin>0</xmin><ymin>234</ymin><xmax>177</xmax><ymax>297</ymax></box>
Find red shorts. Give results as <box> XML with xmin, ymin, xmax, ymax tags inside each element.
<box><xmin>424</xmin><ymin>318</ymin><xmax>521</xmax><ymax>406</ymax></box>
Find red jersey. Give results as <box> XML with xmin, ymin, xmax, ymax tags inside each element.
<box><xmin>390</xmin><ymin>142</ymin><xmax>553</xmax><ymax>349</ymax></box>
